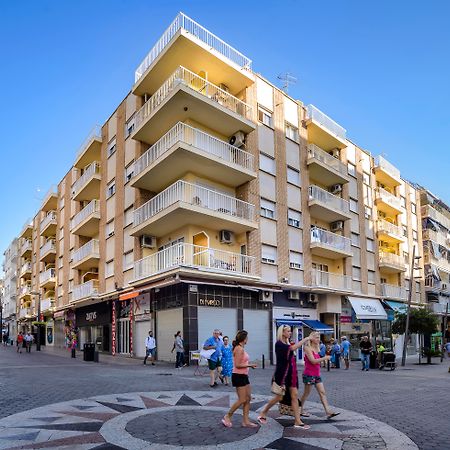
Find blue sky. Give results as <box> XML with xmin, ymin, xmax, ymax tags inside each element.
<box><xmin>1</xmin><ymin>0</ymin><xmax>449</xmax><ymax>256</ymax></box>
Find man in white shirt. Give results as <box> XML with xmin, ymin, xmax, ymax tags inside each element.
<box><xmin>25</xmin><ymin>332</ymin><xmax>34</xmax><ymax>353</ymax></box>
<box><xmin>143</xmin><ymin>331</ymin><xmax>156</xmax><ymax>365</ymax></box>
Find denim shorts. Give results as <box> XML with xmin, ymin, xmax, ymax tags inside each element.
<box><xmin>302</xmin><ymin>374</ymin><xmax>322</xmax><ymax>385</ymax></box>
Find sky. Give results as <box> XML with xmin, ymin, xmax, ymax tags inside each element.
<box><xmin>1</xmin><ymin>0</ymin><xmax>449</xmax><ymax>257</ymax></box>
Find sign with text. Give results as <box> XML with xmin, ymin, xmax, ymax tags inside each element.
<box><xmin>198</xmin><ymin>297</ymin><xmax>222</xmax><ymax>307</ymax></box>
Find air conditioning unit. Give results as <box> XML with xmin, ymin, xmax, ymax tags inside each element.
<box><xmin>330</xmin><ymin>184</ymin><xmax>343</xmax><ymax>194</ymax></box>
<box><xmin>288</xmin><ymin>291</ymin><xmax>300</xmax><ymax>300</ymax></box>
<box><xmin>219</xmin><ymin>83</ymin><xmax>230</xmax><ymax>93</ymax></box>
<box><xmin>280</xmin><ymin>277</ymin><xmax>289</xmax><ymax>283</ymax></box>
<box><xmin>229</xmin><ymin>131</ymin><xmax>246</xmax><ymax>148</ymax></box>
<box><xmin>331</xmin><ymin>149</ymin><xmax>340</xmax><ymax>159</ymax></box>
<box><xmin>219</xmin><ymin>230</ymin><xmax>234</xmax><ymax>244</ymax></box>
<box><xmin>140</xmin><ymin>235</ymin><xmax>156</xmax><ymax>249</ymax></box>
<box><xmin>331</xmin><ymin>221</ymin><xmax>344</xmax><ymax>232</ymax></box>
<box><xmin>307</xmin><ymin>293</ymin><xmax>318</xmax><ymax>303</ymax></box>
<box><xmin>259</xmin><ymin>291</ymin><xmax>274</xmax><ymax>303</ymax></box>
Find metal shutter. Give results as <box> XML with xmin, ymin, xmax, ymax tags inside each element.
<box><xmin>156</xmin><ymin>308</ymin><xmax>183</xmax><ymax>362</ymax></box>
<box><xmin>198</xmin><ymin>308</ymin><xmax>237</xmax><ymax>350</ymax></box>
<box><xmin>243</xmin><ymin>310</ymin><xmax>270</xmax><ymax>363</ymax></box>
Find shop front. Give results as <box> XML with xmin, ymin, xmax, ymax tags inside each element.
<box><xmin>76</xmin><ymin>302</ymin><xmax>111</xmax><ymax>353</ymax></box>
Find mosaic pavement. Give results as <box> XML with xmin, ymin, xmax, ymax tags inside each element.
<box><xmin>0</xmin><ymin>391</ymin><xmax>418</xmax><ymax>449</ymax></box>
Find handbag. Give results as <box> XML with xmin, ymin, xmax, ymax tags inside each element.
<box><xmin>271</xmin><ymin>381</ymin><xmax>285</xmax><ymax>396</ymax></box>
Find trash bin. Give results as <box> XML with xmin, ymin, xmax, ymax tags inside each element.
<box><xmin>83</xmin><ymin>343</ymin><xmax>95</xmax><ymax>362</ymax></box>
<box><xmin>369</xmin><ymin>350</ymin><xmax>378</xmax><ymax>369</ymax></box>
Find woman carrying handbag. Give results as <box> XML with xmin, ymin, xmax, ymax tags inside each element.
<box><xmin>257</xmin><ymin>326</ymin><xmax>311</xmax><ymax>429</ymax></box>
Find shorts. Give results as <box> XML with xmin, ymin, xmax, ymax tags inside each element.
<box><xmin>343</xmin><ymin>352</ymin><xmax>349</xmax><ymax>360</ymax></box>
<box><xmin>231</xmin><ymin>373</ymin><xmax>250</xmax><ymax>387</ymax></box>
<box><xmin>146</xmin><ymin>348</ymin><xmax>156</xmax><ymax>357</ymax></box>
<box><xmin>302</xmin><ymin>374</ymin><xmax>322</xmax><ymax>385</ymax></box>
<box><xmin>208</xmin><ymin>359</ymin><xmax>222</xmax><ymax>371</ymax></box>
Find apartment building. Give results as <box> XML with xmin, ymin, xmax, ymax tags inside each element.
<box><xmin>3</xmin><ymin>12</ymin><xmax>428</xmax><ymax>361</ymax></box>
<box><xmin>2</xmin><ymin>239</ymin><xmax>19</xmax><ymax>339</ymax></box>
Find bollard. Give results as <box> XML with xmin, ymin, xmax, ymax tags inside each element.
<box><xmin>327</xmin><ymin>359</ymin><xmax>330</xmax><ymax>372</ymax></box>
<box><xmin>262</xmin><ymin>354</ymin><xmax>265</xmax><ymax>369</ymax></box>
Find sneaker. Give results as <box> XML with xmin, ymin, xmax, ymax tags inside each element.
<box><xmin>151</xmin><ymin>363</ymin><xmax>155</xmax><ymax>366</ymax></box>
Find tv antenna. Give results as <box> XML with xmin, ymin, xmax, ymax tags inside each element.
<box><xmin>277</xmin><ymin>72</ymin><xmax>297</xmax><ymax>94</ymax></box>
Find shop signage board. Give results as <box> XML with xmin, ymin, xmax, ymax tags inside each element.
<box><xmin>198</xmin><ymin>297</ymin><xmax>222</xmax><ymax>307</ymax></box>
<box><xmin>76</xmin><ymin>302</ymin><xmax>111</xmax><ymax>327</ymax></box>
<box><xmin>112</xmin><ymin>301</ymin><xmax>116</xmax><ymax>356</ymax></box>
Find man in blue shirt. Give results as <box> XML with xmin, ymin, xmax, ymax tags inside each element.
<box><xmin>341</xmin><ymin>336</ymin><xmax>351</xmax><ymax>369</ymax></box>
<box><xmin>203</xmin><ymin>329</ymin><xmax>223</xmax><ymax>388</ymax></box>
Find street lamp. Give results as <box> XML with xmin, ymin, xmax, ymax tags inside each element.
<box><xmin>30</xmin><ymin>291</ymin><xmax>41</xmax><ymax>351</ymax></box>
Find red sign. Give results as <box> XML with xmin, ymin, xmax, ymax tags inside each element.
<box><xmin>340</xmin><ymin>315</ymin><xmax>352</xmax><ymax>323</ymax></box>
<box><xmin>129</xmin><ymin>303</ymin><xmax>133</xmax><ymax>356</ymax></box>
<box><xmin>112</xmin><ymin>301</ymin><xmax>116</xmax><ymax>356</ymax></box>
<box><xmin>39</xmin><ymin>314</ymin><xmax>44</xmax><ymax>322</ymax></box>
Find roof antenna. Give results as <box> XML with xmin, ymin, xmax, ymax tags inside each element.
<box><xmin>277</xmin><ymin>72</ymin><xmax>297</xmax><ymax>94</ymax></box>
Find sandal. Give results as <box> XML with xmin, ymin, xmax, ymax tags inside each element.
<box><xmin>242</xmin><ymin>422</ymin><xmax>258</xmax><ymax>428</ymax></box>
<box><xmin>327</xmin><ymin>412</ymin><xmax>340</xmax><ymax>419</ymax></box>
<box><xmin>257</xmin><ymin>416</ymin><xmax>267</xmax><ymax>425</ymax></box>
<box><xmin>222</xmin><ymin>416</ymin><xmax>232</xmax><ymax>428</ymax></box>
<box><xmin>293</xmin><ymin>423</ymin><xmax>311</xmax><ymax>429</ymax></box>
<box><xmin>301</xmin><ymin>412</ymin><xmax>311</xmax><ymax>417</ymax></box>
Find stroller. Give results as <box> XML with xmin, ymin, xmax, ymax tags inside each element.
<box><xmin>378</xmin><ymin>351</ymin><xmax>396</xmax><ymax>370</ymax></box>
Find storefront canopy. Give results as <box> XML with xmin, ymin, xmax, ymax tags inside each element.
<box><xmin>347</xmin><ymin>296</ymin><xmax>387</xmax><ymax>320</ymax></box>
<box><xmin>384</xmin><ymin>300</ymin><xmax>407</xmax><ymax>313</ymax></box>
<box><xmin>275</xmin><ymin>319</ymin><xmax>333</xmax><ymax>333</ymax></box>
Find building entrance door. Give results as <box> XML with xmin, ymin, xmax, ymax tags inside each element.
<box><xmin>117</xmin><ymin>318</ymin><xmax>130</xmax><ymax>354</ymax></box>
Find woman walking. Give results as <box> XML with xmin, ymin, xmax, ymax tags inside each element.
<box><xmin>221</xmin><ymin>336</ymin><xmax>233</xmax><ymax>386</ymax></box>
<box><xmin>257</xmin><ymin>326</ymin><xmax>311</xmax><ymax>429</ymax></box>
<box><xmin>221</xmin><ymin>330</ymin><xmax>257</xmax><ymax>428</ymax></box>
<box><xmin>300</xmin><ymin>331</ymin><xmax>339</xmax><ymax>419</ymax></box>
<box><xmin>172</xmin><ymin>331</ymin><xmax>185</xmax><ymax>369</ymax></box>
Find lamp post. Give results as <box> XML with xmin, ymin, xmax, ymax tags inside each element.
<box><xmin>31</xmin><ymin>291</ymin><xmax>41</xmax><ymax>351</ymax></box>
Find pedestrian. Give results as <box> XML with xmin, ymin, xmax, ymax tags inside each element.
<box><xmin>359</xmin><ymin>335</ymin><xmax>372</xmax><ymax>371</ymax></box>
<box><xmin>257</xmin><ymin>325</ymin><xmax>311</xmax><ymax>429</ymax></box>
<box><xmin>331</xmin><ymin>339</ymin><xmax>341</xmax><ymax>369</ymax></box>
<box><xmin>221</xmin><ymin>336</ymin><xmax>233</xmax><ymax>386</ymax></box>
<box><xmin>221</xmin><ymin>330</ymin><xmax>257</xmax><ymax>428</ymax></box>
<box><xmin>300</xmin><ymin>331</ymin><xmax>340</xmax><ymax>419</ymax></box>
<box><xmin>16</xmin><ymin>332</ymin><xmax>23</xmax><ymax>353</ymax></box>
<box><xmin>2</xmin><ymin>332</ymin><xmax>8</xmax><ymax>346</ymax></box>
<box><xmin>203</xmin><ymin>329</ymin><xmax>224</xmax><ymax>387</ymax></box>
<box><xmin>444</xmin><ymin>341</ymin><xmax>450</xmax><ymax>358</ymax></box>
<box><xmin>172</xmin><ymin>331</ymin><xmax>185</xmax><ymax>369</ymax></box>
<box><xmin>341</xmin><ymin>336</ymin><xmax>351</xmax><ymax>369</ymax></box>
<box><xmin>25</xmin><ymin>332</ymin><xmax>33</xmax><ymax>353</ymax></box>
<box><xmin>70</xmin><ymin>333</ymin><xmax>77</xmax><ymax>358</ymax></box>
<box><xmin>143</xmin><ymin>331</ymin><xmax>156</xmax><ymax>365</ymax></box>
<box><xmin>319</xmin><ymin>340</ymin><xmax>326</xmax><ymax>368</ymax></box>
<box><xmin>376</xmin><ymin>341</ymin><xmax>386</xmax><ymax>367</ymax></box>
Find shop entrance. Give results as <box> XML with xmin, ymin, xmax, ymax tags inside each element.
<box><xmin>117</xmin><ymin>318</ymin><xmax>130</xmax><ymax>354</ymax></box>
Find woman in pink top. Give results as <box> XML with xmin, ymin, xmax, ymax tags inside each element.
<box><xmin>300</xmin><ymin>332</ymin><xmax>340</xmax><ymax>419</ymax></box>
<box><xmin>222</xmin><ymin>330</ymin><xmax>257</xmax><ymax>428</ymax></box>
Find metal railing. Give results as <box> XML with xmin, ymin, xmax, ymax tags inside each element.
<box><xmin>307</xmin><ymin>144</ymin><xmax>347</xmax><ymax>176</ymax></box>
<box><xmin>39</xmin><ymin>268</ymin><xmax>56</xmax><ymax>285</ymax></box>
<box><xmin>310</xmin><ymin>227</ymin><xmax>351</xmax><ymax>254</ymax></box>
<box><xmin>135</xmin><ymin>66</ymin><xmax>252</xmax><ymax>131</ymax></box>
<box><xmin>20</xmin><ymin>284</ymin><xmax>32</xmax><ymax>297</ymax></box>
<box><xmin>40</xmin><ymin>211</ymin><xmax>57</xmax><ymax>230</ymax></box>
<box><xmin>71</xmin><ymin>280</ymin><xmax>99</xmax><ymax>302</ymax></box>
<box><xmin>377</xmin><ymin>220</ymin><xmax>404</xmax><ymax>239</ymax></box>
<box><xmin>374</xmin><ymin>156</ymin><xmax>401</xmax><ymax>181</ymax></box>
<box><xmin>71</xmin><ymin>200</ymin><xmax>100</xmax><ymax>230</ymax></box>
<box><xmin>376</xmin><ymin>187</ymin><xmax>402</xmax><ymax>211</ymax></box>
<box><xmin>20</xmin><ymin>262</ymin><xmax>32</xmax><ymax>275</ymax></box>
<box><xmin>306</xmin><ymin>104</ymin><xmax>346</xmax><ymax>140</ymax></box>
<box><xmin>134</xmin><ymin>12</ymin><xmax>252</xmax><ymax>82</ymax></box>
<box><xmin>76</xmin><ymin>125</ymin><xmax>102</xmax><ymax>160</ymax></box>
<box><xmin>310</xmin><ymin>269</ymin><xmax>351</xmax><ymax>290</ymax></box>
<box><xmin>134</xmin><ymin>243</ymin><xmax>256</xmax><ymax>280</ymax></box>
<box><xmin>379</xmin><ymin>251</ymin><xmax>405</xmax><ymax>269</ymax></box>
<box><xmin>72</xmin><ymin>240</ymin><xmax>100</xmax><ymax>264</ymax></box>
<box><xmin>41</xmin><ymin>239</ymin><xmax>56</xmax><ymax>256</ymax></box>
<box><xmin>41</xmin><ymin>298</ymin><xmax>55</xmax><ymax>311</ymax></box>
<box><xmin>308</xmin><ymin>185</ymin><xmax>350</xmax><ymax>214</ymax></box>
<box><xmin>21</xmin><ymin>239</ymin><xmax>32</xmax><ymax>254</ymax></box>
<box><xmin>72</xmin><ymin>162</ymin><xmax>101</xmax><ymax>196</ymax></box>
<box><xmin>134</xmin><ymin>180</ymin><xmax>255</xmax><ymax>227</ymax></box>
<box><xmin>381</xmin><ymin>283</ymin><xmax>407</xmax><ymax>300</ymax></box>
<box><xmin>134</xmin><ymin>122</ymin><xmax>254</xmax><ymax>178</ymax></box>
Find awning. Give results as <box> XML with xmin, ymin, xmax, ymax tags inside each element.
<box><xmin>119</xmin><ymin>291</ymin><xmax>140</xmax><ymax>301</ymax></box>
<box><xmin>276</xmin><ymin>319</ymin><xmax>303</xmax><ymax>327</ymax></box>
<box><xmin>347</xmin><ymin>296</ymin><xmax>388</xmax><ymax>320</ymax></box>
<box><xmin>301</xmin><ymin>320</ymin><xmax>334</xmax><ymax>333</ymax></box>
<box><xmin>384</xmin><ymin>300</ymin><xmax>407</xmax><ymax>312</ymax></box>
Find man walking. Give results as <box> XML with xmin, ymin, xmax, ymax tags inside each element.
<box><xmin>25</xmin><ymin>332</ymin><xmax>33</xmax><ymax>353</ymax></box>
<box><xmin>203</xmin><ymin>329</ymin><xmax>223</xmax><ymax>387</ymax></box>
<box><xmin>143</xmin><ymin>331</ymin><xmax>156</xmax><ymax>365</ymax></box>
<box><xmin>359</xmin><ymin>335</ymin><xmax>372</xmax><ymax>371</ymax></box>
<box><xmin>341</xmin><ymin>336</ymin><xmax>351</xmax><ymax>369</ymax></box>
<box><xmin>16</xmin><ymin>332</ymin><xmax>24</xmax><ymax>353</ymax></box>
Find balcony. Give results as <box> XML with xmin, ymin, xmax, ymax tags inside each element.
<box><xmin>40</xmin><ymin>239</ymin><xmax>56</xmax><ymax>263</ymax></box>
<box><xmin>20</xmin><ymin>239</ymin><xmax>32</xmax><ymax>257</ymax></box>
<box><xmin>381</xmin><ymin>283</ymin><xmax>407</xmax><ymax>300</ymax></box>
<box><xmin>132</xmin><ymin>180</ymin><xmax>257</xmax><ymax>237</ymax></box>
<box><xmin>19</xmin><ymin>307</ymin><xmax>32</xmax><ymax>319</ymax></box>
<box><xmin>307</xmin><ymin>144</ymin><xmax>349</xmax><ymax>185</ymax></box>
<box><xmin>305</xmin><ymin>105</ymin><xmax>347</xmax><ymax>151</ymax></box>
<box><xmin>20</xmin><ymin>262</ymin><xmax>32</xmax><ymax>279</ymax></box>
<box><xmin>39</xmin><ymin>268</ymin><xmax>56</xmax><ymax>289</ymax></box>
<box><xmin>310</xmin><ymin>227</ymin><xmax>352</xmax><ymax>259</ymax></box>
<box><xmin>74</xmin><ymin>126</ymin><xmax>102</xmax><ymax>169</ymax></box>
<box><xmin>421</xmin><ymin>205</ymin><xmax>450</xmax><ymax>231</ymax></box>
<box><xmin>72</xmin><ymin>162</ymin><xmax>101</xmax><ymax>202</ymax></box>
<box><xmin>71</xmin><ymin>200</ymin><xmax>101</xmax><ymax>237</ymax></box>
<box><xmin>379</xmin><ymin>251</ymin><xmax>406</xmax><ymax>273</ymax></box>
<box><xmin>308</xmin><ymin>185</ymin><xmax>351</xmax><ymax>222</ymax></box>
<box><xmin>40</xmin><ymin>298</ymin><xmax>55</xmax><ymax>312</ymax></box>
<box><xmin>374</xmin><ymin>156</ymin><xmax>401</xmax><ymax>187</ymax></box>
<box><xmin>19</xmin><ymin>220</ymin><xmax>33</xmax><ymax>239</ymax></box>
<box><xmin>375</xmin><ymin>187</ymin><xmax>402</xmax><ymax>216</ymax></box>
<box><xmin>71</xmin><ymin>280</ymin><xmax>99</xmax><ymax>303</ymax></box>
<box><xmin>423</xmin><ymin>229</ymin><xmax>449</xmax><ymax>248</ymax></box>
<box><xmin>377</xmin><ymin>220</ymin><xmax>405</xmax><ymax>243</ymax></box>
<box><xmin>133</xmin><ymin>243</ymin><xmax>257</xmax><ymax>282</ymax></box>
<box><xmin>19</xmin><ymin>284</ymin><xmax>32</xmax><ymax>300</ymax></box>
<box><xmin>40</xmin><ymin>211</ymin><xmax>57</xmax><ymax>237</ymax></box>
<box><xmin>133</xmin><ymin>12</ymin><xmax>254</xmax><ymax>96</ymax></box>
<box><xmin>72</xmin><ymin>240</ymin><xmax>100</xmax><ymax>271</ymax></box>
<box><xmin>310</xmin><ymin>269</ymin><xmax>352</xmax><ymax>292</ymax></box>
<box><xmin>41</xmin><ymin>186</ymin><xmax>58</xmax><ymax>211</ymax></box>
<box><xmin>132</xmin><ymin>66</ymin><xmax>254</xmax><ymax>145</ymax></box>
<box><xmin>425</xmin><ymin>279</ymin><xmax>450</xmax><ymax>295</ymax></box>
<box><xmin>132</xmin><ymin>122</ymin><xmax>256</xmax><ymax>192</ymax></box>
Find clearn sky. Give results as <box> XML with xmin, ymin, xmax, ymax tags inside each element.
<box><xmin>0</xmin><ymin>0</ymin><xmax>449</xmax><ymax>255</ymax></box>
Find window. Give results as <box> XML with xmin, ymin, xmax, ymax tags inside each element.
<box><xmin>107</xmin><ymin>180</ymin><xmax>116</xmax><ymax>199</ymax></box>
<box><xmin>368</xmin><ymin>270</ymin><xmax>376</xmax><ymax>284</ymax></box>
<box><xmin>402</xmin><ymin>225</ymin><xmax>408</xmax><ymax>237</ymax></box>
<box><xmin>352</xmin><ymin>266</ymin><xmax>361</xmax><ymax>281</ymax></box>
<box><xmin>124</xmin><ymin>207</ymin><xmax>134</xmax><ymax>227</ymax></box>
<box><xmin>288</xmin><ymin>209</ymin><xmax>301</xmax><ymax>228</ymax></box>
<box><xmin>312</xmin><ymin>262</ymin><xmax>328</xmax><ymax>272</ymax></box>
<box><xmin>124</xmin><ymin>163</ymin><xmax>134</xmax><ymax>184</ymax></box>
<box><xmin>351</xmin><ymin>233</ymin><xmax>360</xmax><ymax>247</ymax></box>
<box><xmin>105</xmin><ymin>260</ymin><xmax>114</xmax><ymax>278</ymax></box>
<box><xmin>261</xmin><ymin>244</ymin><xmax>277</xmax><ymax>264</ymax></box>
<box><xmin>400</xmin><ymin>196</ymin><xmax>406</xmax><ymax>208</ymax></box>
<box><xmin>362</xmin><ymin>172</ymin><xmax>370</xmax><ymax>185</ymax></box>
<box><xmin>125</xmin><ymin>116</ymin><xmax>135</xmax><ymax>138</ymax></box>
<box><xmin>59</xmin><ymin>196</ymin><xmax>65</xmax><ymax>210</ymax></box>
<box><xmin>259</xmin><ymin>153</ymin><xmax>276</xmax><ymax>174</ymax></box>
<box><xmin>258</xmin><ymin>106</ymin><xmax>273</xmax><ymax>127</ymax></box>
<box><xmin>285</xmin><ymin>123</ymin><xmax>299</xmax><ymax>142</ymax></box>
<box><xmin>411</xmin><ymin>203</ymin><xmax>417</xmax><ymax>214</ymax></box>
<box><xmin>106</xmin><ymin>220</ymin><xmax>114</xmax><ymax>238</ymax></box>
<box><xmin>289</xmin><ymin>251</ymin><xmax>302</xmax><ymax>269</ymax></box>
<box><xmin>366</xmin><ymin>238</ymin><xmax>374</xmax><ymax>252</ymax></box>
<box><xmin>364</xmin><ymin>206</ymin><xmax>372</xmax><ymax>219</ymax></box>
<box><xmin>107</xmin><ymin>139</ymin><xmax>116</xmax><ymax>158</ymax></box>
<box><xmin>58</xmin><ymin>256</ymin><xmax>63</xmax><ymax>269</ymax></box>
<box><xmin>123</xmin><ymin>251</ymin><xmax>134</xmax><ymax>271</ymax></box>
<box><xmin>347</xmin><ymin>162</ymin><xmax>356</xmax><ymax>177</ymax></box>
<box><xmin>349</xmin><ymin>198</ymin><xmax>358</xmax><ymax>213</ymax></box>
<box><xmin>415</xmin><ymin>281</ymin><xmax>421</xmax><ymax>293</ymax></box>
<box><xmin>412</xmin><ymin>229</ymin><xmax>418</xmax><ymax>241</ymax></box>
<box><xmin>403</xmin><ymin>251</ymin><xmax>409</xmax><ymax>264</ymax></box>
<box><xmin>287</xmin><ymin>167</ymin><xmax>300</xmax><ymax>186</ymax></box>
<box><xmin>260</xmin><ymin>198</ymin><xmax>276</xmax><ymax>219</ymax></box>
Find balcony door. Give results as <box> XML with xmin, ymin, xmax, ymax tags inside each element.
<box><xmin>193</xmin><ymin>232</ymin><xmax>209</xmax><ymax>268</ymax></box>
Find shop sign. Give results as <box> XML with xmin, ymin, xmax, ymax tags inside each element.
<box><xmin>86</xmin><ymin>312</ymin><xmax>97</xmax><ymax>322</ymax></box>
<box><xmin>134</xmin><ymin>296</ymin><xmax>150</xmax><ymax>315</ymax></box>
<box><xmin>135</xmin><ymin>313</ymin><xmax>151</xmax><ymax>322</ymax></box>
<box><xmin>76</xmin><ymin>303</ymin><xmax>111</xmax><ymax>327</ymax></box>
<box><xmin>340</xmin><ymin>315</ymin><xmax>352</xmax><ymax>323</ymax></box>
<box><xmin>198</xmin><ymin>298</ymin><xmax>222</xmax><ymax>307</ymax></box>
<box><xmin>166</xmin><ymin>299</ymin><xmax>183</xmax><ymax>309</ymax></box>
<box><xmin>112</xmin><ymin>301</ymin><xmax>116</xmax><ymax>356</ymax></box>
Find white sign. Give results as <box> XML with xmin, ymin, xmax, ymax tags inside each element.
<box><xmin>86</xmin><ymin>312</ymin><xmax>97</xmax><ymax>322</ymax></box>
<box><xmin>347</xmin><ymin>297</ymin><xmax>387</xmax><ymax>320</ymax></box>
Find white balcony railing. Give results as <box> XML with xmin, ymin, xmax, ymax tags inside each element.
<box><xmin>134</xmin><ymin>180</ymin><xmax>255</xmax><ymax>227</ymax></box>
<box><xmin>21</xmin><ymin>239</ymin><xmax>32</xmax><ymax>254</ymax></box>
<box><xmin>39</xmin><ymin>268</ymin><xmax>56</xmax><ymax>285</ymax></box>
<box><xmin>72</xmin><ymin>162</ymin><xmax>101</xmax><ymax>196</ymax></box>
<box><xmin>307</xmin><ymin>144</ymin><xmax>347</xmax><ymax>177</ymax></box>
<box><xmin>421</xmin><ymin>205</ymin><xmax>450</xmax><ymax>232</ymax></box>
<box><xmin>134</xmin><ymin>12</ymin><xmax>252</xmax><ymax>83</ymax></box>
<box><xmin>377</xmin><ymin>220</ymin><xmax>404</xmax><ymax>239</ymax></box>
<box><xmin>71</xmin><ymin>200</ymin><xmax>100</xmax><ymax>230</ymax></box>
<box><xmin>40</xmin><ymin>211</ymin><xmax>57</xmax><ymax>230</ymax></box>
<box><xmin>423</xmin><ymin>229</ymin><xmax>450</xmax><ymax>248</ymax></box>
<box><xmin>72</xmin><ymin>240</ymin><xmax>100</xmax><ymax>264</ymax></box>
<box><xmin>40</xmin><ymin>298</ymin><xmax>55</xmax><ymax>311</ymax></box>
<box><xmin>71</xmin><ymin>280</ymin><xmax>99</xmax><ymax>302</ymax></box>
<box><xmin>76</xmin><ymin>125</ymin><xmax>102</xmax><ymax>159</ymax></box>
<box><xmin>308</xmin><ymin>185</ymin><xmax>350</xmax><ymax>214</ymax></box>
<box><xmin>306</xmin><ymin>105</ymin><xmax>346</xmax><ymax>141</ymax></box>
<box><xmin>376</xmin><ymin>187</ymin><xmax>402</xmax><ymax>211</ymax></box>
<box><xmin>310</xmin><ymin>227</ymin><xmax>351</xmax><ymax>254</ymax></box>
<box><xmin>20</xmin><ymin>284</ymin><xmax>32</xmax><ymax>297</ymax></box>
<box><xmin>310</xmin><ymin>269</ymin><xmax>351</xmax><ymax>291</ymax></box>
<box><xmin>134</xmin><ymin>122</ymin><xmax>254</xmax><ymax>178</ymax></box>
<box><xmin>19</xmin><ymin>307</ymin><xmax>31</xmax><ymax>318</ymax></box>
<box><xmin>20</xmin><ymin>261</ymin><xmax>32</xmax><ymax>275</ymax></box>
<box><xmin>41</xmin><ymin>239</ymin><xmax>56</xmax><ymax>256</ymax></box>
<box><xmin>379</xmin><ymin>251</ymin><xmax>405</xmax><ymax>269</ymax></box>
<box><xmin>381</xmin><ymin>283</ymin><xmax>407</xmax><ymax>300</ymax></box>
<box><xmin>135</xmin><ymin>66</ymin><xmax>252</xmax><ymax>131</ymax></box>
<box><xmin>134</xmin><ymin>243</ymin><xmax>256</xmax><ymax>280</ymax></box>
<box><xmin>374</xmin><ymin>156</ymin><xmax>401</xmax><ymax>181</ymax></box>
